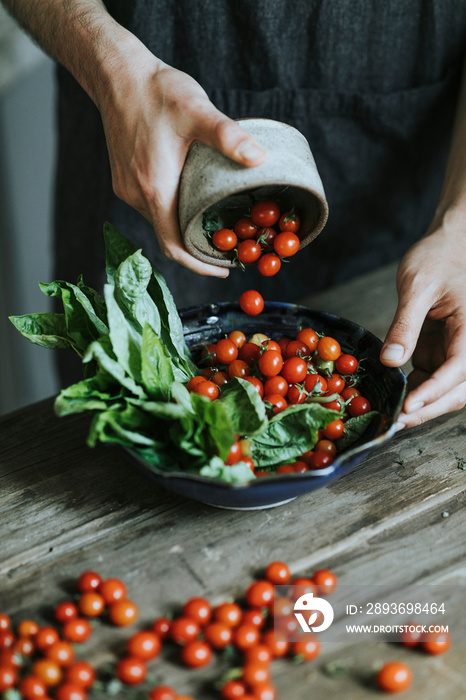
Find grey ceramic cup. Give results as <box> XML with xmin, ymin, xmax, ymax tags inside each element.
<box><xmin>178</xmin><ymin>118</ymin><xmax>329</xmax><ymax>267</ymax></box>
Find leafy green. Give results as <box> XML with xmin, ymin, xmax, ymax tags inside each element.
<box><xmin>336</xmin><ymin>411</ymin><xmax>379</xmax><ymax>452</ymax></box>
<box><xmin>8</xmin><ymin>312</ymin><xmax>74</xmax><ymax>351</ymax></box>
<box><xmin>219</xmin><ymin>378</ymin><xmax>268</xmax><ymax>437</ymax></box>
<box><xmin>200</xmin><ymin>457</ymin><xmax>254</xmax><ymax>484</ymax></box>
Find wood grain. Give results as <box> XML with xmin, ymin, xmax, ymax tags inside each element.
<box><xmin>1</xmin><ymin>262</ymin><xmax>465</xmax><ymax>699</ymax></box>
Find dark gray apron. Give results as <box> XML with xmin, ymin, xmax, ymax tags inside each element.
<box><xmin>54</xmin><ymin>0</ymin><xmax>466</xmax><ymax>383</ymax></box>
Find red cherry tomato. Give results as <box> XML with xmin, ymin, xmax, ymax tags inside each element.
<box><xmin>258</xmin><ymin>253</ymin><xmax>281</xmax><ymax>277</ymax></box>
<box><xmin>258</xmin><ymin>350</ymin><xmax>284</xmax><ymax>377</ymax></box>
<box><xmin>216</xmin><ymin>338</ymin><xmax>239</xmax><ymax>365</ymax></box>
<box><xmin>0</xmin><ymin>615</ymin><xmax>10</xmax><ymax>632</ymax></box>
<box><xmin>296</xmin><ymin>327</ymin><xmax>319</xmax><ymax>351</ymax></box>
<box><xmin>192</xmin><ymin>380</ymin><xmax>220</xmax><ymax>401</ymax></box>
<box><xmin>233</xmin><ymin>623</ymin><xmax>260</xmax><ymax>650</ymax></box>
<box><xmin>420</xmin><ymin>630</ymin><xmax>451</xmax><ymax>655</ymax></box>
<box><xmin>234</xmin><ymin>217</ymin><xmax>258</xmax><ymax>240</ymax></box>
<box><xmin>182</xmin><ymin>597</ymin><xmax>212</xmax><ymax>626</ymax></box>
<box><xmin>14</xmin><ymin>637</ymin><xmax>34</xmax><ymax>657</ymax></box>
<box><xmin>242</xmin><ymin>662</ymin><xmax>270</xmax><ymax>687</ymax></box>
<box><xmin>242</xmin><ymin>609</ymin><xmax>266</xmax><ymax>629</ymax></box>
<box><xmin>256</xmin><ymin>227</ymin><xmax>277</xmax><ymax>251</ymax></box>
<box><xmin>307</xmin><ymin>451</ymin><xmax>333</xmax><ymax>469</ymax></box>
<box><xmin>265</xmin><ymin>561</ymin><xmax>291</xmax><ymax>585</ymax></box>
<box><xmin>264</xmin><ymin>375</ymin><xmax>289</xmax><ymax>397</ymax></box>
<box><xmin>376</xmin><ymin>661</ymin><xmax>412</xmax><ymax>693</ymax></box>
<box><xmin>315</xmin><ymin>439</ymin><xmax>337</xmax><ymax>457</ymax></box>
<box><xmin>291</xmin><ymin>635</ymin><xmax>321</xmax><ymax>661</ymax></box>
<box><xmin>63</xmin><ymin>618</ymin><xmax>92</xmax><ymax>644</ymax></box>
<box><xmin>45</xmin><ymin>640</ymin><xmax>75</xmax><ymax>667</ymax></box>
<box><xmin>77</xmin><ymin>571</ymin><xmax>102</xmax><ymax>594</ymax></box>
<box><xmin>127</xmin><ymin>631</ymin><xmax>161</xmax><ymax>660</ymax></box>
<box><xmin>348</xmin><ymin>395</ymin><xmax>372</xmax><ymax>416</ymax></box>
<box><xmin>278</xmin><ymin>209</ymin><xmax>300</xmax><ymax>233</ymax></box>
<box><xmin>239</xmin><ymin>290</ymin><xmax>264</xmax><ymax>316</ymax></box>
<box><xmin>99</xmin><ymin>578</ymin><xmax>127</xmax><ymax>605</ymax></box>
<box><xmin>326</xmin><ymin>373</ymin><xmax>346</xmax><ymax>394</ymax></box>
<box><xmin>335</xmin><ymin>353</ymin><xmax>359</xmax><ymax>374</ymax></box>
<box><xmin>221</xmin><ymin>679</ymin><xmax>248</xmax><ymax>699</ymax></box>
<box><xmin>273</xmin><ymin>231</ymin><xmax>300</xmax><ymax>257</ymax></box>
<box><xmin>304</xmin><ymin>373</ymin><xmax>327</xmax><ymax>393</ymax></box>
<box><xmin>180</xmin><ymin>639</ymin><xmax>212</xmax><ymax>668</ymax></box>
<box><xmin>225</xmin><ymin>441</ymin><xmax>244</xmax><ymax>465</ymax></box>
<box><xmin>281</xmin><ymin>356</ymin><xmax>308</xmax><ymax>384</ymax></box>
<box><xmin>35</xmin><ymin>627</ymin><xmax>59</xmax><ymax>652</ymax></box>
<box><xmin>399</xmin><ymin>623</ymin><xmax>423</xmax><ymax>648</ymax></box>
<box><xmin>317</xmin><ymin>336</ymin><xmax>341</xmax><ymax>361</ymax></box>
<box><xmin>228</xmin><ymin>359</ymin><xmax>251</xmax><ymax>379</ymax></box>
<box><xmin>214</xmin><ymin>602</ymin><xmax>242</xmax><ymax>628</ymax></box>
<box><xmin>250</xmin><ymin>200</ymin><xmax>280</xmax><ymax>228</ymax></box>
<box><xmin>187</xmin><ymin>375</ymin><xmax>207</xmax><ymax>392</ymax></box>
<box><xmin>212</xmin><ymin>370</ymin><xmax>230</xmax><ymax>387</ymax></box>
<box><xmin>32</xmin><ymin>658</ymin><xmax>62</xmax><ymax>686</ymax></box>
<box><xmin>0</xmin><ymin>665</ymin><xmax>17</xmax><ymax>692</ymax></box>
<box><xmin>323</xmin><ymin>419</ymin><xmax>345</xmax><ymax>440</ymax></box>
<box><xmin>244</xmin><ymin>643</ymin><xmax>272</xmax><ymax>664</ymax></box>
<box><xmin>108</xmin><ymin>599</ymin><xmax>138</xmax><ymax>627</ymax></box>
<box><xmin>261</xmin><ymin>629</ymin><xmax>289</xmax><ymax>657</ymax></box>
<box><xmin>239</xmin><ymin>342</ymin><xmax>262</xmax><ymax>366</ymax></box>
<box><xmin>213</xmin><ymin>228</ymin><xmax>237</xmax><ymax>251</ymax></box>
<box><xmin>228</xmin><ymin>330</ymin><xmax>246</xmax><ymax>348</ymax></box>
<box><xmin>19</xmin><ymin>674</ymin><xmax>48</xmax><ymax>699</ymax></box>
<box><xmin>65</xmin><ymin>661</ymin><xmax>96</xmax><ymax>688</ymax></box>
<box><xmin>244</xmin><ymin>376</ymin><xmax>264</xmax><ymax>397</ymax></box>
<box><xmin>55</xmin><ymin>683</ymin><xmax>87</xmax><ymax>700</ymax></box>
<box><xmin>116</xmin><ymin>656</ymin><xmax>147</xmax><ymax>685</ymax></box>
<box><xmin>341</xmin><ymin>386</ymin><xmax>360</xmax><ymax>401</ymax></box>
<box><xmin>245</xmin><ymin>580</ymin><xmax>275</xmax><ymax>608</ymax></box>
<box><xmin>170</xmin><ymin>617</ymin><xmax>201</xmax><ymax>644</ymax></box>
<box><xmin>203</xmin><ymin>622</ymin><xmax>233</xmax><ymax>649</ymax></box>
<box><xmin>264</xmin><ymin>394</ymin><xmax>288</xmax><ymax>414</ymax></box>
<box><xmin>237</xmin><ymin>239</ymin><xmax>262</xmax><ymax>264</ymax></box>
<box><xmin>152</xmin><ymin>617</ymin><xmax>171</xmax><ymax>639</ymax></box>
<box><xmin>312</xmin><ymin>568</ymin><xmax>337</xmax><ymax>595</ymax></box>
<box><xmin>55</xmin><ymin>602</ymin><xmax>79</xmax><ymax>625</ymax></box>
<box><xmin>284</xmin><ymin>339</ymin><xmax>311</xmax><ymax>359</ymax></box>
<box><xmin>78</xmin><ymin>592</ymin><xmax>105</xmax><ymax>618</ymax></box>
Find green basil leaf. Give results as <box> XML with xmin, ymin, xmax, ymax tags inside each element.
<box><xmin>219</xmin><ymin>377</ymin><xmax>268</xmax><ymax>437</ymax></box>
<box><xmin>103</xmin><ymin>221</ymin><xmax>138</xmax><ymax>284</ymax></box>
<box><xmin>104</xmin><ymin>283</ymin><xmax>142</xmax><ymax>382</ymax></box>
<box><xmin>114</xmin><ymin>251</ymin><xmax>162</xmax><ymax>336</ymax></box>
<box><xmin>141</xmin><ymin>323</ymin><xmax>174</xmax><ymax>399</ymax></box>
<box><xmin>87</xmin><ymin>404</ymin><xmax>157</xmax><ymax>448</ymax></box>
<box><xmin>337</xmin><ymin>411</ymin><xmax>379</xmax><ymax>451</ymax></box>
<box><xmin>8</xmin><ymin>312</ymin><xmax>74</xmax><ymax>351</ymax></box>
<box><xmin>54</xmin><ymin>374</ymin><xmax>122</xmax><ymax>416</ymax></box>
<box><xmin>200</xmin><ymin>456</ymin><xmax>255</xmax><ymax>483</ymax></box>
<box><xmin>83</xmin><ymin>336</ymin><xmax>146</xmax><ymax>398</ymax></box>
<box><xmin>190</xmin><ymin>392</ymin><xmax>236</xmax><ymax>461</ymax></box>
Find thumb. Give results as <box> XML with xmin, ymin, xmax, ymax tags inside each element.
<box><xmin>381</xmin><ymin>293</ymin><xmax>430</xmax><ymax>367</ymax></box>
<box><xmin>194</xmin><ymin>108</ymin><xmax>267</xmax><ymax>167</ymax></box>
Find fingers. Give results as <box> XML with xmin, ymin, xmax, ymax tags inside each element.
<box><xmin>396</xmin><ymin>379</ymin><xmax>466</xmax><ymax>429</ymax></box>
<box><xmin>380</xmin><ymin>292</ymin><xmax>432</xmax><ymax>368</ymax></box>
<box><xmin>193</xmin><ymin>109</ymin><xmax>267</xmax><ymax>167</ymax></box>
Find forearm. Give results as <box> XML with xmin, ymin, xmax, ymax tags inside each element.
<box><xmin>1</xmin><ymin>0</ymin><xmax>156</xmax><ymax>107</ymax></box>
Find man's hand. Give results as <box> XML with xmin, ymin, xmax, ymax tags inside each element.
<box><xmin>97</xmin><ymin>44</ymin><xmax>266</xmax><ymax>277</ymax></box>
<box><xmin>380</xmin><ymin>220</ymin><xmax>466</xmax><ymax>428</ymax></box>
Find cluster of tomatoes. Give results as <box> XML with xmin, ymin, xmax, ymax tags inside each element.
<box><xmin>187</xmin><ymin>325</ymin><xmax>372</xmax><ymax>475</ymax></box>
<box><xmin>210</xmin><ymin>201</ymin><xmax>301</xmax><ymax>276</ymax></box>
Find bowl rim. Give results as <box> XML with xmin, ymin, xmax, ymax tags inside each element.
<box><xmin>126</xmin><ymin>302</ymin><xmax>407</xmax><ymax>490</ymax></box>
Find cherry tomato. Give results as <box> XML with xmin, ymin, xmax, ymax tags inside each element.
<box><xmin>315</xmin><ymin>439</ymin><xmax>337</xmax><ymax>457</ymax></box>
<box><xmin>127</xmin><ymin>631</ymin><xmax>161</xmax><ymax>660</ymax></box>
<box><xmin>201</xmin><ymin>343</ymin><xmax>219</xmax><ymax>366</ymax></box>
<box><xmin>276</xmin><ymin>464</ymin><xmax>295</xmax><ymax>474</ymax></box>
<box><xmin>221</xmin><ymin>679</ymin><xmax>248</xmax><ymax>699</ymax></box>
<box><xmin>233</xmin><ymin>624</ymin><xmax>260</xmax><ymax>650</ymax></box>
<box><xmin>242</xmin><ymin>609</ymin><xmax>266</xmax><ymax>629</ymax></box>
<box><xmin>239</xmin><ymin>341</ymin><xmax>262</xmax><ymax>365</ymax></box>
<box><xmin>323</xmin><ymin>419</ymin><xmax>345</xmax><ymax>440</ymax></box>
<box><xmin>99</xmin><ymin>578</ymin><xmax>127</xmax><ymax>605</ymax></box>
<box><xmin>281</xmin><ymin>356</ymin><xmax>308</xmax><ymax>384</ymax></box>
<box><xmin>325</xmin><ymin>396</ymin><xmax>345</xmax><ymax>412</ymax></box>
<box><xmin>170</xmin><ymin>616</ymin><xmax>200</xmax><ymax>644</ymax></box>
<box><xmin>116</xmin><ymin>656</ymin><xmax>147</xmax><ymax>685</ymax></box>
<box><xmin>229</xmin><ymin>330</ymin><xmax>246</xmax><ymax>348</ymax></box>
<box><xmin>228</xmin><ymin>359</ymin><xmax>251</xmax><ymax>379</ymax></box>
<box><xmin>33</xmin><ymin>658</ymin><xmax>62</xmax><ymax>686</ymax></box>
<box><xmin>108</xmin><ymin>599</ymin><xmax>138</xmax><ymax>627</ymax></box>
<box><xmin>376</xmin><ymin>661</ymin><xmax>412</xmax><ymax>693</ymax></box>
<box><xmin>326</xmin><ymin>373</ymin><xmax>346</xmax><ymax>394</ymax></box>
<box><xmin>264</xmin><ymin>394</ymin><xmax>288</xmax><ymax>414</ymax></box>
<box><xmin>291</xmin><ymin>635</ymin><xmax>321</xmax><ymax>661</ymax></box>
<box><xmin>286</xmin><ymin>383</ymin><xmax>306</xmax><ymax>405</ymax></box>
<box><xmin>313</xmin><ymin>568</ymin><xmax>337</xmax><ymax>595</ymax></box>
<box><xmin>55</xmin><ymin>683</ymin><xmax>87</xmax><ymax>700</ymax></box>
<box><xmin>0</xmin><ymin>631</ymin><xmax>14</xmax><ymax>651</ymax></box>
<box><xmin>181</xmin><ymin>639</ymin><xmax>212</xmax><ymax>668</ymax></box>
<box><xmin>216</xmin><ymin>338</ymin><xmax>239</xmax><ymax>364</ymax></box>
<box><xmin>0</xmin><ymin>650</ymin><xmax>21</xmax><ymax>669</ymax></box>
<box><xmin>244</xmin><ymin>643</ymin><xmax>272</xmax><ymax>665</ymax></box>
<box><xmin>348</xmin><ymin>395</ymin><xmax>372</xmax><ymax>417</ymax></box>
<box><xmin>192</xmin><ymin>380</ymin><xmax>220</xmax><ymax>400</ymax></box>
<box><xmin>17</xmin><ymin>619</ymin><xmax>39</xmax><ymax>637</ymax></box>
<box><xmin>258</xmin><ymin>253</ymin><xmax>281</xmax><ymax>277</ymax></box>
<box><xmin>263</xmin><ymin>375</ymin><xmax>288</xmax><ymax>397</ymax></box>
<box><xmin>266</xmin><ymin>561</ymin><xmax>291</xmax><ymax>585</ymax></box>
<box><xmin>421</xmin><ymin>630</ymin><xmax>451</xmax><ymax>655</ymax></box>
<box><xmin>250</xmin><ymin>201</ymin><xmax>280</xmax><ymax>228</ymax></box>
<box><xmin>203</xmin><ymin>621</ymin><xmax>233</xmax><ymax>649</ymax></box>
<box><xmin>237</xmin><ymin>239</ymin><xmax>262</xmax><ymax>264</ymax></box>
<box><xmin>296</xmin><ymin>327</ymin><xmax>318</xmax><ymax>351</ymax></box>
<box><xmin>63</xmin><ymin>618</ymin><xmax>92</xmax><ymax>644</ymax></box>
<box><xmin>234</xmin><ymin>217</ymin><xmax>258</xmax><ymax>240</ymax></box>
<box><xmin>65</xmin><ymin>661</ymin><xmax>95</xmax><ymax>689</ymax></box>
<box><xmin>292</xmin><ymin>460</ymin><xmax>309</xmax><ymax>472</ymax></box>
<box><xmin>213</xmin><ymin>228</ymin><xmax>237</xmax><ymax>251</ymax></box>
<box><xmin>14</xmin><ymin>636</ymin><xmax>34</xmax><ymax>657</ymax></box>
<box><xmin>304</xmin><ymin>373</ymin><xmax>327</xmax><ymax>393</ymax></box>
<box><xmin>307</xmin><ymin>451</ymin><xmax>333</xmax><ymax>469</ymax></box>
<box><xmin>35</xmin><ymin>627</ymin><xmax>60</xmax><ymax>652</ymax></box>
<box><xmin>253</xmin><ymin>682</ymin><xmax>277</xmax><ymax>700</ymax></box>
<box><xmin>317</xmin><ymin>336</ymin><xmax>341</xmax><ymax>361</ymax></box>
<box><xmin>239</xmin><ymin>290</ymin><xmax>264</xmax><ymax>316</ymax></box>
<box><xmin>212</xmin><ymin>370</ymin><xmax>230</xmax><ymax>387</ymax></box>
<box><xmin>245</xmin><ymin>580</ymin><xmax>275</xmax><ymax>608</ymax></box>
<box><xmin>0</xmin><ymin>664</ymin><xmax>17</xmax><ymax>692</ymax></box>
<box><xmin>244</xmin><ymin>376</ymin><xmax>264</xmax><ymax>397</ymax></box>
<box><xmin>273</xmin><ymin>597</ymin><xmax>294</xmax><ymax>618</ymax></box>
<box><xmin>19</xmin><ymin>674</ymin><xmax>48</xmax><ymax>699</ymax></box>
<box><xmin>256</xmin><ymin>227</ymin><xmax>277</xmax><ymax>251</ymax></box>
<box><xmin>242</xmin><ymin>663</ymin><xmax>270</xmax><ymax>687</ymax></box>
<box><xmin>214</xmin><ymin>602</ymin><xmax>242</xmax><ymax>628</ymax></box>
<box><xmin>258</xmin><ymin>350</ymin><xmax>284</xmax><ymax>377</ymax></box>
<box><xmin>226</xmin><ymin>441</ymin><xmax>244</xmax><ymax>465</ymax></box>
<box><xmin>55</xmin><ymin>602</ymin><xmax>79</xmax><ymax>625</ymax></box>
<box><xmin>182</xmin><ymin>597</ymin><xmax>212</xmax><ymax>626</ymax></box>
<box><xmin>261</xmin><ymin>629</ymin><xmax>289</xmax><ymax>657</ymax></box>
<box><xmin>78</xmin><ymin>592</ymin><xmax>105</xmax><ymax>618</ymax></box>
<box><xmin>284</xmin><ymin>340</ymin><xmax>311</xmax><ymax>359</ymax></box>
<box><xmin>278</xmin><ymin>209</ymin><xmax>300</xmax><ymax>232</ymax></box>
<box><xmin>288</xmin><ymin>578</ymin><xmax>318</xmax><ymax>601</ymax></box>
<box><xmin>335</xmin><ymin>353</ymin><xmax>359</xmax><ymax>374</ymax></box>
<box><xmin>45</xmin><ymin>641</ymin><xmax>75</xmax><ymax>667</ymax></box>
<box><xmin>399</xmin><ymin>623</ymin><xmax>423</xmax><ymax>648</ymax></box>
<box><xmin>341</xmin><ymin>386</ymin><xmax>360</xmax><ymax>401</ymax></box>
<box><xmin>273</xmin><ymin>231</ymin><xmax>300</xmax><ymax>257</ymax></box>
<box><xmin>187</xmin><ymin>375</ymin><xmax>207</xmax><ymax>392</ymax></box>
<box><xmin>274</xmin><ymin>613</ymin><xmax>300</xmax><ymax>638</ymax></box>
<box><xmin>0</xmin><ymin>615</ymin><xmax>10</xmax><ymax>632</ymax></box>
<box><xmin>76</xmin><ymin>571</ymin><xmax>102</xmax><ymax>594</ymax></box>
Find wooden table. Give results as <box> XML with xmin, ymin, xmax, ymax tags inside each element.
<box><xmin>1</xmin><ymin>263</ymin><xmax>466</xmax><ymax>699</ymax></box>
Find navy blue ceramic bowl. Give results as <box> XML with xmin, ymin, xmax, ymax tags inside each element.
<box><xmin>128</xmin><ymin>302</ymin><xmax>407</xmax><ymax>509</ymax></box>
